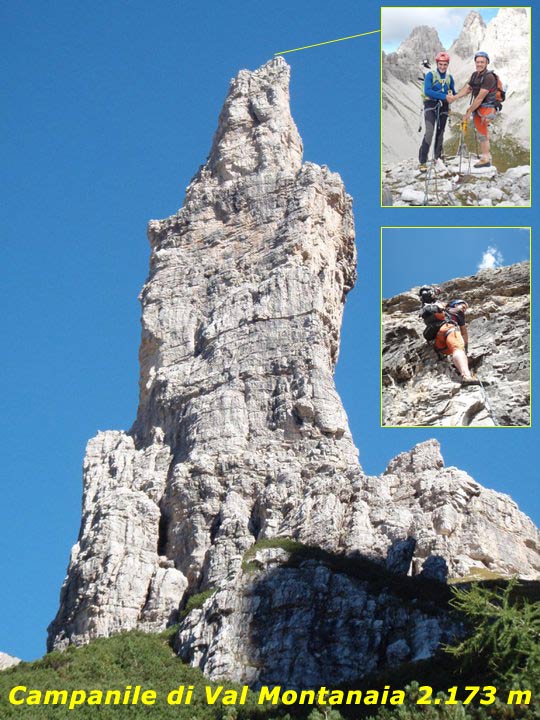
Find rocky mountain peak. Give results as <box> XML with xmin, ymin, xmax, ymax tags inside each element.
<box><xmin>0</xmin><ymin>652</ymin><xmax>20</xmax><ymax>670</ymax></box>
<box><xmin>450</xmin><ymin>11</ymin><xmax>486</xmax><ymax>59</ymax></box>
<box><xmin>384</xmin><ymin>26</ymin><xmax>444</xmax><ymax>84</ymax></box>
<box><xmin>383</xmin><ymin>439</ymin><xmax>444</xmax><ymax>476</ymax></box>
<box><xmin>205</xmin><ymin>56</ymin><xmax>303</xmax><ymax>183</ymax></box>
<box><xmin>399</xmin><ymin>25</ymin><xmax>443</xmax><ymax>58</ymax></box>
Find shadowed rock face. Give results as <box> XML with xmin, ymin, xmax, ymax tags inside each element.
<box><xmin>382</xmin><ymin>262</ymin><xmax>530</xmax><ymax>427</ymax></box>
<box><xmin>48</xmin><ymin>58</ymin><xmax>539</xmax><ymax>685</ymax></box>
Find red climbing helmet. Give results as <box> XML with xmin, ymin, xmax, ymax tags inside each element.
<box><xmin>435</xmin><ymin>52</ymin><xmax>450</xmax><ymax>63</ymax></box>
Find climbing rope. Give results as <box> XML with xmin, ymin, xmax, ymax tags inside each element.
<box><xmin>477</xmin><ymin>378</ymin><xmax>499</xmax><ymax>427</ymax></box>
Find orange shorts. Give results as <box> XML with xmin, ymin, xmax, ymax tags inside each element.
<box><xmin>473</xmin><ymin>106</ymin><xmax>496</xmax><ymax>139</ymax></box>
<box><xmin>435</xmin><ymin>323</ymin><xmax>465</xmax><ymax>355</ymax></box>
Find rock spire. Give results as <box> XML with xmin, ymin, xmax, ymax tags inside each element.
<box><xmin>48</xmin><ymin>58</ymin><xmax>539</xmax><ymax>686</ymax></box>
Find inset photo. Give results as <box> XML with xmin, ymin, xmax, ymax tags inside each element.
<box><xmin>381</xmin><ymin>7</ymin><xmax>531</xmax><ymax>207</ymax></box>
<box><xmin>381</xmin><ymin>227</ymin><xmax>531</xmax><ymax>427</ymax></box>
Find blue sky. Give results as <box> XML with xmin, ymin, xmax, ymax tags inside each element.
<box><xmin>382</xmin><ymin>7</ymin><xmax>501</xmax><ymax>52</ymax></box>
<box><xmin>2</xmin><ymin>1</ymin><xmax>538</xmax><ymax>662</ymax></box>
<box><xmin>382</xmin><ymin>227</ymin><xmax>531</xmax><ymax>297</ymax></box>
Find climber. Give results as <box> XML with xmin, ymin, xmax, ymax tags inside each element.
<box><xmin>419</xmin><ymin>289</ymin><xmax>477</xmax><ymax>384</ymax></box>
<box><xmin>447</xmin><ymin>51</ymin><xmax>497</xmax><ymax>168</ymax></box>
<box><xmin>418</xmin><ymin>51</ymin><xmax>456</xmax><ymax>172</ymax></box>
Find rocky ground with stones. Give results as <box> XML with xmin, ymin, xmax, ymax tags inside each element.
<box><xmin>382</xmin><ymin>159</ymin><xmax>530</xmax><ymax>207</ymax></box>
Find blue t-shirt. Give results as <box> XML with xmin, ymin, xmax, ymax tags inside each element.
<box><xmin>424</xmin><ymin>71</ymin><xmax>456</xmax><ymax>101</ymax></box>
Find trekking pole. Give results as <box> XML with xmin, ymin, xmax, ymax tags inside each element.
<box><xmin>457</xmin><ymin>119</ymin><xmax>466</xmax><ymax>174</ymax></box>
<box><xmin>432</xmin><ymin>102</ymin><xmax>442</xmax><ymax>204</ymax></box>
<box><xmin>474</xmin><ymin>126</ymin><xmax>480</xmax><ymax>158</ymax></box>
<box><xmin>457</xmin><ymin>118</ymin><xmax>472</xmax><ymax>177</ymax></box>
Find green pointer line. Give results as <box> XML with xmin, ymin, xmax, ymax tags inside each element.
<box><xmin>274</xmin><ymin>29</ymin><xmax>380</xmax><ymax>55</ymax></box>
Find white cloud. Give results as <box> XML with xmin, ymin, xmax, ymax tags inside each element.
<box><xmin>478</xmin><ymin>246</ymin><xmax>504</xmax><ymax>271</ymax></box>
<box><xmin>382</xmin><ymin>8</ymin><xmax>474</xmax><ymax>51</ymax></box>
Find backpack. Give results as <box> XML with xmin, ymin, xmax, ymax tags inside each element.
<box><xmin>420</xmin><ymin>303</ymin><xmax>455</xmax><ymax>341</ymax></box>
<box><xmin>470</xmin><ymin>70</ymin><xmax>506</xmax><ymax>110</ymax></box>
<box><xmin>491</xmin><ymin>71</ymin><xmax>506</xmax><ymax>110</ymax></box>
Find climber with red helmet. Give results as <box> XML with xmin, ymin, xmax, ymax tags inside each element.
<box><xmin>448</xmin><ymin>51</ymin><xmax>498</xmax><ymax>167</ymax></box>
<box><xmin>418</xmin><ymin>51</ymin><xmax>456</xmax><ymax>172</ymax></box>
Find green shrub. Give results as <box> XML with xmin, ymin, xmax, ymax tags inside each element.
<box><xmin>181</xmin><ymin>588</ymin><xmax>218</xmax><ymax>618</ymax></box>
<box><xmin>445</xmin><ymin>579</ymin><xmax>540</xmax><ymax>691</ymax></box>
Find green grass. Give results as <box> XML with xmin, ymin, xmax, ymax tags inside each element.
<box><xmin>0</xmin><ymin>631</ymin><xmax>280</xmax><ymax>720</ymax></box>
<box><xmin>445</xmin><ymin>123</ymin><xmax>529</xmax><ymax>173</ymax></box>
<box><xmin>180</xmin><ymin>588</ymin><xmax>218</xmax><ymax>618</ymax></box>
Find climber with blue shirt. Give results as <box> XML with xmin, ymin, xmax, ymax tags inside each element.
<box><xmin>418</xmin><ymin>52</ymin><xmax>456</xmax><ymax>171</ymax></box>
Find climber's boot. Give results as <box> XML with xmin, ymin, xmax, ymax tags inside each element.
<box><xmin>460</xmin><ymin>373</ymin><xmax>481</xmax><ymax>386</ymax></box>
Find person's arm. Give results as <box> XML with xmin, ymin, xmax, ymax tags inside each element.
<box><xmin>423</xmin><ymin>73</ymin><xmax>445</xmax><ymax>101</ymax></box>
<box><xmin>447</xmin><ymin>82</ymin><xmax>472</xmax><ymax>105</ymax></box>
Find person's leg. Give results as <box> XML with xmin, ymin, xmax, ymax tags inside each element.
<box><xmin>419</xmin><ymin>106</ymin><xmax>436</xmax><ymax>164</ymax></box>
<box><xmin>452</xmin><ymin>349</ymin><xmax>472</xmax><ymax>378</ymax></box>
<box><xmin>434</xmin><ymin>110</ymin><xmax>448</xmax><ymax>159</ymax></box>
<box><xmin>473</xmin><ymin>108</ymin><xmax>493</xmax><ymax>164</ymax></box>
<box><xmin>446</xmin><ymin>330</ymin><xmax>473</xmax><ymax>378</ymax></box>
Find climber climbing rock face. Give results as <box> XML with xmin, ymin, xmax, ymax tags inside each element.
<box><xmin>419</xmin><ymin>293</ymin><xmax>475</xmax><ymax>383</ymax></box>
<box><xmin>448</xmin><ymin>51</ymin><xmax>497</xmax><ymax>168</ymax></box>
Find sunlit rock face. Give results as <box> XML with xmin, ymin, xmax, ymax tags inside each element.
<box><xmin>0</xmin><ymin>652</ymin><xmax>20</xmax><ymax>670</ymax></box>
<box><xmin>382</xmin><ymin>262</ymin><xmax>530</xmax><ymax>427</ymax></box>
<box><xmin>49</xmin><ymin>59</ymin><xmax>539</xmax><ymax>687</ymax></box>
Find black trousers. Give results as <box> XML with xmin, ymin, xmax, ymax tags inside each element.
<box><xmin>419</xmin><ymin>101</ymin><xmax>449</xmax><ymax>163</ymax></box>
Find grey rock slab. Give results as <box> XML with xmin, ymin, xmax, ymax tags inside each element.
<box><xmin>0</xmin><ymin>652</ymin><xmax>21</xmax><ymax>671</ymax></box>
